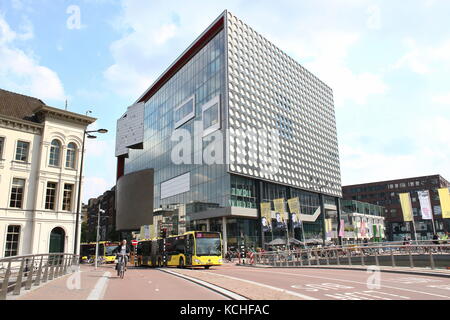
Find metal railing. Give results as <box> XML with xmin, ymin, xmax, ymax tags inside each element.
<box><xmin>250</xmin><ymin>244</ymin><xmax>450</xmax><ymax>270</ymax></box>
<box><xmin>0</xmin><ymin>253</ymin><xmax>79</xmax><ymax>300</ymax></box>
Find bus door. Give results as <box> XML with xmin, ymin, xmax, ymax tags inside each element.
<box><xmin>185</xmin><ymin>234</ymin><xmax>194</xmax><ymax>266</ymax></box>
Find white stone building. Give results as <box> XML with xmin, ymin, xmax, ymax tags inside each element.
<box><xmin>0</xmin><ymin>89</ymin><xmax>95</xmax><ymax>257</ymax></box>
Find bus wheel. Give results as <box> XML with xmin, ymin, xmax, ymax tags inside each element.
<box><xmin>204</xmin><ymin>266</ymin><xmax>210</xmax><ymax>270</ymax></box>
<box><xmin>179</xmin><ymin>258</ymin><xmax>185</xmax><ymax>269</ymax></box>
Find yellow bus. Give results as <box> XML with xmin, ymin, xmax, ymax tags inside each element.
<box><xmin>80</xmin><ymin>241</ymin><xmax>119</xmax><ymax>264</ymax></box>
<box><xmin>136</xmin><ymin>231</ymin><xmax>223</xmax><ymax>269</ymax></box>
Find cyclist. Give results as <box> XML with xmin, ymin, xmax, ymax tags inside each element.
<box><xmin>113</xmin><ymin>240</ymin><xmax>131</xmax><ymax>273</ymax></box>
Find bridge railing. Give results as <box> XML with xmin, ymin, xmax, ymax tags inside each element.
<box><xmin>252</xmin><ymin>244</ymin><xmax>450</xmax><ymax>270</ymax></box>
<box><xmin>0</xmin><ymin>253</ymin><xmax>79</xmax><ymax>300</ymax></box>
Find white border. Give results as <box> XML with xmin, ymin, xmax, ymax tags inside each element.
<box><xmin>202</xmin><ymin>95</ymin><xmax>221</xmax><ymax>137</ymax></box>
<box><xmin>174</xmin><ymin>95</ymin><xmax>196</xmax><ymax>129</ymax></box>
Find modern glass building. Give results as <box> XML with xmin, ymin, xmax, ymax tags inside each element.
<box><xmin>116</xmin><ymin>11</ymin><xmax>342</xmax><ymax>251</ymax></box>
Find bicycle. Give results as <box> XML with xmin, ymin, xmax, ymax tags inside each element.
<box><xmin>116</xmin><ymin>254</ymin><xmax>128</xmax><ymax>279</ymax></box>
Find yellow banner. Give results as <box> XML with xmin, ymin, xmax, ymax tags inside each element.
<box><xmin>273</xmin><ymin>198</ymin><xmax>285</xmax><ymax>222</ymax></box>
<box><xmin>438</xmin><ymin>188</ymin><xmax>450</xmax><ymax>219</ymax></box>
<box><xmin>325</xmin><ymin>219</ymin><xmax>333</xmax><ymax>233</ymax></box>
<box><xmin>399</xmin><ymin>193</ymin><xmax>413</xmax><ymax>222</ymax></box>
<box><xmin>260</xmin><ymin>202</ymin><xmax>271</xmax><ymax>221</ymax></box>
<box><xmin>287</xmin><ymin>197</ymin><xmax>300</xmax><ymax>215</ymax></box>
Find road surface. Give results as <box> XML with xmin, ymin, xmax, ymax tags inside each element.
<box><xmin>13</xmin><ymin>263</ymin><xmax>450</xmax><ymax>300</ymax></box>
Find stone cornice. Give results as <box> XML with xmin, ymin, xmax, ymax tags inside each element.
<box><xmin>34</xmin><ymin>105</ymin><xmax>97</xmax><ymax>126</ymax></box>
<box><xmin>0</xmin><ymin>115</ymin><xmax>43</xmax><ymax>135</ymax></box>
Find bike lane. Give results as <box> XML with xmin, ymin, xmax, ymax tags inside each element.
<box><xmin>102</xmin><ymin>266</ymin><xmax>228</xmax><ymax>300</ymax></box>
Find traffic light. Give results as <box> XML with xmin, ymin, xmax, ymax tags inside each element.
<box><xmin>160</xmin><ymin>228</ymin><xmax>167</xmax><ymax>238</ymax></box>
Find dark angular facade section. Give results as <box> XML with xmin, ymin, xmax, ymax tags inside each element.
<box><xmin>116</xmin><ymin>168</ymin><xmax>154</xmax><ymax>231</ymax></box>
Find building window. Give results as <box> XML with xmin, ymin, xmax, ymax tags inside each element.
<box><xmin>45</xmin><ymin>182</ymin><xmax>57</xmax><ymax>210</ymax></box>
<box><xmin>174</xmin><ymin>96</ymin><xmax>195</xmax><ymax>128</ymax></box>
<box><xmin>0</xmin><ymin>137</ymin><xmax>4</xmax><ymax>159</ymax></box>
<box><xmin>66</xmin><ymin>143</ymin><xmax>77</xmax><ymax>169</ymax></box>
<box><xmin>62</xmin><ymin>184</ymin><xmax>74</xmax><ymax>211</ymax></box>
<box><xmin>10</xmin><ymin>178</ymin><xmax>25</xmax><ymax>208</ymax></box>
<box><xmin>15</xmin><ymin>141</ymin><xmax>29</xmax><ymax>162</ymax></box>
<box><xmin>49</xmin><ymin>139</ymin><xmax>61</xmax><ymax>166</ymax></box>
<box><xmin>202</xmin><ymin>95</ymin><xmax>221</xmax><ymax>137</ymax></box>
<box><xmin>5</xmin><ymin>225</ymin><xmax>21</xmax><ymax>257</ymax></box>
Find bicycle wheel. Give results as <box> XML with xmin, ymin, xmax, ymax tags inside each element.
<box><xmin>120</xmin><ymin>264</ymin><xmax>125</xmax><ymax>279</ymax></box>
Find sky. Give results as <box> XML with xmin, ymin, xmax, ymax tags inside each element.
<box><xmin>0</xmin><ymin>0</ymin><xmax>449</xmax><ymax>202</ymax></box>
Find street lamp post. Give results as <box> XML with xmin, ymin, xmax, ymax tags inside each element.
<box><xmin>73</xmin><ymin>125</ymin><xmax>108</xmax><ymax>255</ymax></box>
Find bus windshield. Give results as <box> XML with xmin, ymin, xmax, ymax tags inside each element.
<box><xmin>195</xmin><ymin>233</ymin><xmax>221</xmax><ymax>256</ymax></box>
<box><xmin>105</xmin><ymin>245</ymin><xmax>118</xmax><ymax>256</ymax></box>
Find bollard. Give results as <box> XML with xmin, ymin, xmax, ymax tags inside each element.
<box><xmin>347</xmin><ymin>249</ymin><xmax>352</xmax><ymax>266</ymax></box>
<box><xmin>408</xmin><ymin>247</ymin><xmax>414</xmax><ymax>268</ymax></box>
<box><xmin>429</xmin><ymin>250</ymin><xmax>435</xmax><ymax>270</ymax></box>
<box><xmin>336</xmin><ymin>250</ymin><xmax>340</xmax><ymax>266</ymax></box>
<box><xmin>361</xmin><ymin>249</ymin><xmax>365</xmax><ymax>266</ymax></box>
<box><xmin>374</xmin><ymin>249</ymin><xmax>379</xmax><ymax>266</ymax></box>
<box><xmin>325</xmin><ymin>250</ymin><xmax>330</xmax><ymax>265</ymax></box>
<box><xmin>391</xmin><ymin>249</ymin><xmax>396</xmax><ymax>268</ymax></box>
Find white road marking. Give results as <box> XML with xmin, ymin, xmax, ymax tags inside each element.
<box><xmin>291</xmin><ymin>283</ymin><xmax>354</xmax><ymax>292</ymax></box>
<box><xmin>386</xmin><ymin>277</ymin><xmax>441</xmax><ymax>284</ymax></box>
<box><xmin>325</xmin><ymin>291</ymin><xmax>409</xmax><ymax>300</ymax></box>
<box><xmin>199</xmin><ymin>272</ymin><xmax>318</xmax><ymax>300</ymax></box>
<box><xmin>86</xmin><ymin>272</ymin><xmax>110</xmax><ymax>300</ymax></box>
<box><xmin>427</xmin><ymin>284</ymin><xmax>450</xmax><ymax>290</ymax></box>
<box><xmin>161</xmin><ymin>269</ymin><xmax>247</xmax><ymax>300</ymax></box>
<box><xmin>231</xmin><ymin>268</ymin><xmax>450</xmax><ymax>299</ymax></box>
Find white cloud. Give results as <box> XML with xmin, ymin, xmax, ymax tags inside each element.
<box><xmin>432</xmin><ymin>93</ymin><xmax>450</xmax><ymax>105</ymax></box>
<box><xmin>393</xmin><ymin>37</ymin><xmax>450</xmax><ymax>74</ymax></box>
<box><xmin>105</xmin><ymin>2</ymin><xmax>388</xmax><ymax>106</ymax></box>
<box><xmin>82</xmin><ymin>176</ymin><xmax>111</xmax><ymax>202</ymax></box>
<box><xmin>0</xmin><ymin>15</ymin><xmax>66</xmax><ymax>101</ymax></box>
<box><xmin>341</xmin><ymin>116</ymin><xmax>450</xmax><ymax>185</ymax></box>
<box><xmin>279</xmin><ymin>30</ymin><xmax>388</xmax><ymax>106</ymax></box>
<box><xmin>83</xmin><ymin>138</ymin><xmax>116</xmax><ymax>201</ymax></box>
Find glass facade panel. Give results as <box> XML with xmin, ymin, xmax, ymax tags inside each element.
<box><xmin>125</xmin><ymin>29</ymin><xmax>229</xmax><ymax>209</ymax></box>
